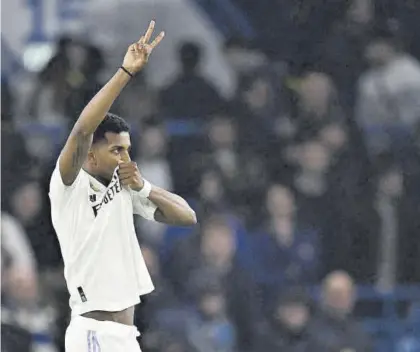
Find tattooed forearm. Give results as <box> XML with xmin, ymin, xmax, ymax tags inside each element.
<box><xmin>71</xmin><ymin>132</ymin><xmax>91</xmax><ymax>167</ymax></box>
<box><xmin>59</xmin><ymin>131</ymin><xmax>92</xmax><ymax>185</ymax></box>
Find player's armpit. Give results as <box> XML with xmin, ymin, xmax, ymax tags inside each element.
<box><xmin>59</xmin><ymin>131</ymin><xmax>93</xmax><ymax>186</ymax></box>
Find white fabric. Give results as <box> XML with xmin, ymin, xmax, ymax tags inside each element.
<box><xmin>357</xmin><ymin>54</ymin><xmax>420</xmax><ymax>127</ymax></box>
<box><xmin>1</xmin><ymin>212</ymin><xmax>37</xmax><ymax>270</ymax></box>
<box><xmin>49</xmin><ymin>161</ymin><xmax>156</xmax><ymax>316</ymax></box>
<box><xmin>134</xmin><ymin>179</ymin><xmax>152</xmax><ymax>198</ymax></box>
<box><xmin>65</xmin><ymin>316</ymin><xmax>141</xmax><ymax>352</ymax></box>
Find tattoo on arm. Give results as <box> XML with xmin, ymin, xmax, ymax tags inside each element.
<box><xmin>59</xmin><ymin>129</ymin><xmax>93</xmax><ymax>185</ymax></box>
<box><xmin>71</xmin><ymin>132</ymin><xmax>91</xmax><ymax>168</ymax></box>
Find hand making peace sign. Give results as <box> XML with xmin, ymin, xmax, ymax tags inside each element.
<box><xmin>122</xmin><ymin>20</ymin><xmax>165</xmax><ymax>76</ymax></box>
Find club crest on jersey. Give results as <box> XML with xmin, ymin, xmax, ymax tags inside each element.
<box><xmin>89</xmin><ymin>182</ymin><xmax>101</xmax><ymax>192</ymax></box>
<box><xmin>91</xmin><ymin>173</ymin><xmax>122</xmax><ymax>217</ymax></box>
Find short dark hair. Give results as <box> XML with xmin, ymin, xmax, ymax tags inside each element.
<box><xmin>92</xmin><ymin>113</ymin><xmax>130</xmax><ymax>144</ymax></box>
<box><xmin>224</xmin><ymin>36</ymin><xmax>248</xmax><ymax>51</ymax></box>
<box><xmin>179</xmin><ymin>42</ymin><xmax>201</xmax><ymax>71</ymax></box>
<box><xmin>367</xmin><ymin>22</ymin><xmax>402</xmax><ymax>50</ymax></box>
<box><xmin>276</xmin><ymin>287</ymin><xmax>310</xmax><ymax>308</ymax></box>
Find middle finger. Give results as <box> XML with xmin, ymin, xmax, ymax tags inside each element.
<box><xmin>140</xmin><ymin>20</ymin><xmax>155</xmax><ymax>44</ymax></box>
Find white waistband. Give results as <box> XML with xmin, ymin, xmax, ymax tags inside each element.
<box><xmin>70</xmin><ymin>316</ymin><xmax>140</xmax><ymax>338</ymax></box>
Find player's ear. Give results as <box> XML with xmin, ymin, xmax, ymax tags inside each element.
<box><xmin>87</xmin><ymin>149</ymin><xmax>97</xmax><ymax>166</ymax></box>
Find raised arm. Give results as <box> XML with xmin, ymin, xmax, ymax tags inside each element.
<box><xmin>59</xmin><ymin>21</ymin><xmax>165</xmax><ymax>185</ymax></box>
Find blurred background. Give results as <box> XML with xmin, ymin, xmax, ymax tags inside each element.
<box><xmin>2</xmin><ymin>0</ymin><xmax>420</xmax><ymax>351</ymax></box>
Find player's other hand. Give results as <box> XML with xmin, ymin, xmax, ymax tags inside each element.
<box><xmin>122</xmin><ymin>20</ymin><xmax>165</xmax><ymax>75</ymax></box>
<box><xmin>118</xmin><ymin>161</ymin><xmax>144</xmax><ymax>191</ymax></box>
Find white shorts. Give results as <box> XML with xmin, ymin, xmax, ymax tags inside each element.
<box><xmin>65</xmin><ymin>316</ymin><xmax>141</xmax><ymax>352</ymax></box>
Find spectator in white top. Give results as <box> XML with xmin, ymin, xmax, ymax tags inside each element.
<box><xmin>1</xmin><ymin>212</ymin><xmax>38</xmax><ymax>304</ymax></box>
<box><xmin>1</xmin><ymin>213</ymin><xmax>51</xmax><ymax>352</ymax></box>
<box><xmin>356</xmin><ymin>24</ymin><xmax>420</xmax><ymax>154</ymax></box>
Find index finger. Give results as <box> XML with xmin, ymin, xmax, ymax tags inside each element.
<box><xmin>150</xmin><ymin>31</ymin><xmax>165</xmax><ymax>49</ymax></box>
<box><xmin>139</xmin><ymin>20</ymin><xmax>155</xmax><ymax>44</ymax></box>
<box><xmin>118</xmin><ymin>162</ymin><xmax>131</xmax><ymax>169</ymax></box>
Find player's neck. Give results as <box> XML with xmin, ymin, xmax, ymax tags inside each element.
<box><xmin>83</xmin><ymin>167</ymin><xmax>112</xmax><ymax>186</ymax></box>
<box><xmin>95</xmin><ymin>175</ymin><xmax>112</xmax><ymax>186</ymax></box>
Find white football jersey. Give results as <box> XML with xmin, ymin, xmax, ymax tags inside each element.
<box><xmin>49</xmin><ymin>161</ymin><xmax>156</xmax><ymax>316</ymax></box>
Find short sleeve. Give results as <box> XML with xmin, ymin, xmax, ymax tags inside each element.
<box><xmin>49</xmin><ymin>158</ymin><xmax>85</xmax><ymax>200</ymax></box>
<box><xmin>131</xmin><ymin>187</ymin><xmax>158</xmax><ymax>221</ymax></box>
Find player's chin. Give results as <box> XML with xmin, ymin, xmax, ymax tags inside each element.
<box><xmin>104</xmin><ymin>168</ymin><xmax>117</xmax><ymax>180</ymax></box>
<box><xmin>111</xmin><ymin>163</ymin><xmax>120</xmax><ymax>173</ymax></box>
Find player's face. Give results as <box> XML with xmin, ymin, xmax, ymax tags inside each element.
<box><xmin>90</xmin><ymin>132</ymin><xmax>132</xmax><ymax>180</ymax></box>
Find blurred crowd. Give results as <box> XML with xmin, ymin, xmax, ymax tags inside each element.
<box><xmin>2</xmin><ymin>0</ymin><xmax>420</xmax><ymax>351</ymax></box>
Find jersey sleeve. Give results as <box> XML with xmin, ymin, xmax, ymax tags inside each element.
<box><xmin>130</xmin><ymin>185</ymin><xmax>158</xmax><ymax>221</ymax></box>
<box><xmin>49</xmin><ymin>158</ymin><xmax>85</xmax><ymax>200</ymax></box>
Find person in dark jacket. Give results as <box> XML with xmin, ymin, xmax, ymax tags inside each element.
<box><xmin>160</xmin><ymin>41</ymin><xmax>225</xmax><ymax>120</ymax></box>
<box><xmin>258</xmin><ymin>288</ymin><xmax>327</xmax><ymax>352</ymax></box>
<box><xmin>310</xmin><ymin>271</ymin><xmax>373</xmax><ymax>351</ymax></box>
<box><xmin>166</xmin><ymin>216</ymin><xmax>262</xmax><ymax>351</ymax></box>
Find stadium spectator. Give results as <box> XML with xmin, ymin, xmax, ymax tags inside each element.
<box><xmin>136</xmin><ymin>121</ymin><xmax>173</xmax><ymax>190</ymax></box>
<box><xmin>203</xmin><ymin>116</ymin><xmax>267</xmax><ymax>223</ymax></box>
<box><xmin>257</xmin><ymin>288</ymin><xmax>327</xmax><ymax>352</ymax></box>
<box><xmin>187</xmin><ymin>284</ymin><xmax>236</xmax><ymax>352</ymax></box>
<box><xmin>293</xmin><ymin>139</ymin><xmax>331</xmax><ymax>230</ymax></box>
<box><xmin>222</xmin><ymin>37</ymin><xmax>267</xmax><ymax>96</ymax></box>
<box><xmin>135</xmin><ymin>121</ymin><xmax>174</xmax><ymax>244</ymax></box>
<box><xmin>320</xmin><ymin>0</ymin><xmax>373</xmax><ymax>109</ymax></box>
<box><xmin>1</xmin><ymin>81</ymin><xmax>37</xmax><ymax>212</ymax></box>
<box><xmin>160</xmin><ymin>41</ymin><xmax>225</xmax><ymax>120</ymax></box>
<box><xmin>232</xmin><ymin>72</ymin><xmax>280</xmax><ymax>153</ymax></box>
<box><xmin>293</xmin><ymin>72</ymin><xmax>345</xmax><ymax>139</ymax></box>
<box><xmin>28</xmin><ymin>37</ymin><xmax>103</xmax><ymax>126</ymax></box>
<box><xmin>114</xmin><ymin>71</ymin><xmax>159</xmax><ymax>125</ymax></box>
<box><xmin>375</xmin><ymin>1</ymin><xmax>420</xmax><ymax>60</ymax></box>
<box><xmin>250</xmin><ymin>184</ymin><xmax>320</xmax><ymax>309</ymax></box>
<box><xmin>1</xmin><ymin>212</ymin><xmax>38</xmax><ymax>299</ymax></box>
<box><xmin>372</xmin><ymin>154</ymin><xmax>420</xmax><ymax>285</ymax></box>
<box><xmin>310</xmin><ymin>271</ymin><xmax>373</xmax><ymax>351</ymax></box>
<box><xmin>318</xmin><ymin>122</ymin><xmax>375</xmax><ymax>280</ymax></box>
<box><xmin>10</xmin><ymin>181</ymin><xmax>59</xmax><ymax>268</ymax></box>
<box><xmin>1</xmin><ymin>212</ymin><xmax>58</xmax><ymax>352</ymax></box>
<box><xmin>356</xmin><ymin>24</ymin><xmax>420</xmax><ymax>156</ymax></box>
<box><xmin>191</xmin><ymin>168</ymin><xmax>233</xmax><ymax>218</ymax></box>
<box><xmin>166</xmin><ymin>215</ymin><xmax>260</xmax><ymax>351</ymax></box>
